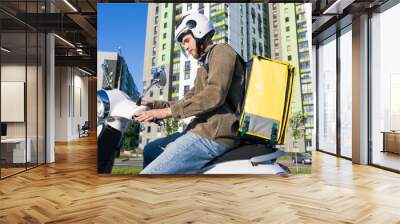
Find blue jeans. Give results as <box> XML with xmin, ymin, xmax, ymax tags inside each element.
<box><xmin>141</xmin><ymin>132</ymin><xmax>227</xmax><ymax>174</ymax></box>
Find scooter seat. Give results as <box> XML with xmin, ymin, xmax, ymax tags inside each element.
<box><xmin>205</xmin><ymin>143</ymin><xmax>276</xmax><ymax>167</ymax></box>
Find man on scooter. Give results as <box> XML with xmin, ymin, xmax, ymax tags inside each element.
<box><xmin>134</xmin><ymin>13</ymin><xmax>245</xmax><ymax>174</ymax></box>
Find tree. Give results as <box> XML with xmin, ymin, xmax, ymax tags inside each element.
<box><xmin>162</xmin><ymin>118</ymin><xmax>182</xmax><ymax>135</ymax></box>
<box><xmin>289</xmin><ymin>111</ymin><xmax>305</xmax><ymax>148</ymax></box>
<box><xmin>289</xmin><ymin>111</ymin><xmax>305</xmax><ymax>172</ymax></box>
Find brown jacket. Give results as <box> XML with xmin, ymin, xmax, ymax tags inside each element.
<box><xmin>153</xmin><ymin>43</ymin><xmax>245</xmax><ymax>149</ymax></box>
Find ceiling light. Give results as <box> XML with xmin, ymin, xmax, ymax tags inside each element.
<box><xmin>54</xmin><ymin>34</ymin><xmax>75</xmax><ymax>48</ymax></box>
<box><xmin>63</xmin><ymin>0</ymin><xmax>78</xmax><ymax>12</ymax></box>
<box><xmin>1</xmin><ymin>47</ymin><xmax>11</xmax><ymax>53</ymax></box>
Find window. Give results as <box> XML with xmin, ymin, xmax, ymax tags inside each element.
<box><xmin>162</xmin><ymin>43</ymin><xmax>166</xmax><ymax>50</ymax></box>
<box><xmin>164</xmin><ymin>22</ymin><xmax>167</xmax><ymax>28</ymax></box>
<box><xmin>370</xmin><ymin>6</ymin><xmax>400</xmax><ymax>170</ymax></box>
<box><xmin>184</xmin><ymin>61</ymin><xmax>190</xmax><ymax>71</ymax></box>
<box><xmin>286</xmin><ymin>36</ymin><xmax>291</xmax><ymax>41</ymax></box>
<box><xmin>154</xmin><ymin>26</ymin><xmax>157</xmax><ymax>34</ymax></box>
<box><xmin>162</xmin><ymin>54</ymin><xmax>165</xmax><ymax>61</ymax></box>
<box><xmin>285</xmin><ymin>17</ymin><xmax>289</xmax><ymax>22</ymax></box>
<box><xmin>184</xmin><ymin>70</ymin><xmax>190</xmax><ymax>80</ymax></box>
<box><xmin>151</xmin><ymin>57</ymin><xmax>156</xmax><ymax>66</ymax></box>
<box><xmin>160</xmin><ymin>88</ymin><xmax>164</xmax><ymax>96</ymax></box>
<box><xmin>165</xmin><ymin>3</ymin><xmax>168</xmax><ymax>8</ymax></box>
<box><xmin>288</xmin><ymin>55</ymin><xmax>292</xmax><ymax>61</ymax></box>
<box><xmin>149</xmin><ymin>91</ymin><xmax>154</xmax><ymax>97</ymax></box>
<box><xmin>157</xmin><ymin>127</ymin><xmax>161</xmax><ymax>133</ymax></box>
<box><xmin>155</xmin><ymin>6</ymin><xmax>159</xmax><ymax>14</ymax></box>
<box><xmin>318</xmin><ymin>35</ymin><xmax>337</xmax><ymax>154</ymax></box>
<box><xmin>184</xmin><ymin>85</ymin><xmax>190</xmax><ymax>94</ymax></box>
<box><xmin>340</xmin><ymin>28</ymin><xmax>353</xmax><ymax>158</ymax></box>
<box><xmin>259</xmin><ymin>42</ymin><xmax>263</xmax><ymax>56</ymax></box>
<box><xmin>163</xmin><ymin>33</ymin><xmax>166</xmax><ymax>39</ymax></box>
<box><xmin>154</xmin><ymin>16</ymin><xmax>158</xmax><ymax>24</ymax></box>
<box><xmin>164</xmin><ymin>12</ymin><xmax>167</xmax><ymax>18</ymax></box>
<box><xmin>286</xmin><ymin>26</ymin><xmax>290</xmax><ymax>32</ymax></box>
<box><xmin>147</xmin><ymin>126</ymin><xmax>151</xmax><ymax>133</ymax></box>
<box><xmin>153</xmin><ymin>36</ymin><xmax>157</xmax><ymax>45</ymax></box>
<box><xmin>187</xmin><ymin>3</ymin><xmax>192</xmax><ymax>10</ymax></box>
<box><xmin>152</xmin><ymin>47</ymin><xmax>156</xmax><ymax>55</ymax></box>
<box><xmin>146</xmin><ymin>139</ymin><xmax>150</xmax><ymax>144</ymax></box>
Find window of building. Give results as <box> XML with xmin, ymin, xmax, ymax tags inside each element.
<box><xmin>154</xmin><ymin>26</ymin><xmax>157</xmax><ymax>34</ymax></box>
<box><xmin>151</xmin><ymin>57</ymin><xmax>156</xmax><ymax>66</ymax></box>
<box><xmin>164</xmin><ymin>22</ymin><xmax>167</xmax><ymax>28</ymax></box>
<box><xmin>149</xmin><ymin>91</ymin><xmax>154</xmax><ymax>97</ymax></box>
<box><xmin>164</xmin><ymin>12</ymin><xmax>167</xmax><ymax>18</ymax></box>
<box><xmin>288</xmin><ymin>55</ymin><xmax>292</xmax><ymax>61</ymax></box>
<box><xmin>187</xmin><ymin>3</ymin><xmax>192</xmax><ymax>10</ymax></box>
<box><xmin>147</xmin><ymin>126</ymin><xmax>151</xmax><ymax>133</ymax></box>
<box><xmin>163</xmin><ymin>33</ymin><xmax>166</xmax><ymax>39</ymax></box>
<box><xmin>162</xmin><ymin>43</ymin><xmax>166</xmax><ymax>50</ymax></box>
<box><xmin>146</xmin><ymin>138</ymin><xmax>150</xmax><ymax>144</ymax></box>
<box><xmin>155</xmin><ymin>6</ymin><xmax>159</xmax><ymax>14</ymax></box>
<box><xmin>286</xmin><ymin>26</ymin><xmax>290</xmax><ymax>32</ymax></box>
<box><xmin>153</xmin><ymin>36</ymin><xmax>157</xmax><ymax>45</ymax></box>
<box><xmin>160</xmin><ymin>88</ymin><xmax>164</xmax><ymax>96</ymax></box>
<box><xmin>184</xmin><ymin>61</ymin><xmax>190</xmax><ymax>71</ymax></box>
<box><xmin>155</xmin><ymin>16</ymin><xmax>158</xmax><ymax>24</ymax></box>
<box><xmin>184</xmin><ymin>70</ymin><xmax>190</xmax><ymax>80</ymax></box>
<box><xmin>184</xmin><ymin>85</ymin><xmax>190</xmax><ymax>94</ymax></box>
<box><xmin>152</xmin><ymin>47</ymin><xmax>156</xmax><ymax>55</ymax></box>
<box><xmin>162</xmin><ymin>54</ymin><xmax>165</xmax><ymax>61</ymax></box>
<box><xmin>164</xmin><ymin>3</ymin><xmax>168</xmax><ymax>8</ymax></box>
<box><xmin>285</xmin><ymin>17</ymin><xmax>289</xmax><ymax>22</ymax></box>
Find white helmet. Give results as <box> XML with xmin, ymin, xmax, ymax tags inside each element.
<box><xmin>175</xmin><ymin>13</ymin><xmax>215</xmax><ymax>43</ymax></box>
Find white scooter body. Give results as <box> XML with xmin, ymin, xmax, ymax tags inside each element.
<box><xmin>97</xmin><ymin>89</ymin><xmax>149</xmax><ymax>135</ymax></box>
<box><xmin>97</xmin><ymin>89</ymin><xmax>289</xmax><ymax>175</ymax></box>
<box><xmin>204</xmin><ymin>160</ymin><xmax>287</xmax><ymax>174</ymax></box>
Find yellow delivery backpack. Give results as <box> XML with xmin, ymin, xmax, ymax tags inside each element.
<box><xmin>238</xmin><ymin>56</ymin><xmax>296</xmax><ymax>145</ymax></box>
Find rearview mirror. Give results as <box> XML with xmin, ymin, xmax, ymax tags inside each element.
<box><xmin>151</xmin><ymin>66</ymin><xmax>166</xmax><ymax>87</ymax></box>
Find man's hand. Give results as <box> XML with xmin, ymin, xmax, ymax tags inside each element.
<box><xmin>133</xmin><ymin>108</ymin><xmax>172</xmax><ymax>122</ymax></box>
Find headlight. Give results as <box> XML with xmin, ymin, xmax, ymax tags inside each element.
<box><xmin>97</xmin><ymin>90</ymin><xmax>110</xmax><ymax>119</ymax></box>
<box><xmin>97</xmin><ymin>96</ymin><xmax>105</xmax><ymax>118</ymax></box>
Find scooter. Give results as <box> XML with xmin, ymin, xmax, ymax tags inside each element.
<box><xmin>97</xmin><ymin>66</ymin><xmax>289</xmax><ymax>174</ymax></box>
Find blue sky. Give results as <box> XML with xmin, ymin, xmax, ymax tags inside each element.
<box><xmin>98</xmin><ymin>3</ymin><xmax>148</xmax><ymax>91</ymax></box>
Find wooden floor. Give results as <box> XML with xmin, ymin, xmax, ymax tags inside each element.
<box><xmin>1</xmin><ymin>135</ymin><xmax>400</xmax><ymax>223</ymax></box>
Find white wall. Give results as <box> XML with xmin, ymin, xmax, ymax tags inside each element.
<box><xmin>54</xmin><ymin>67</ymin><xmax>89</xmax><ymax>141</ymax></box>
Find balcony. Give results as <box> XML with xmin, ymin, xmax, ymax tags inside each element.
<box><xmin>300</xmin><ymin>56</ymin><xmax>310</xmax><ymax>63</ymax></box>
<box><xmin>303</xmin><ymin>111</ymin><xmax>314</xmax><ymax>117</ymax></box>
<box><xmin>297</xmin><ymin>27</ymin><xmax>307</xmax><ymax>34</ymax></box>
<box><xmin>301</xmin><ymin>78</ymin><xmax>312</xmax><ymax>84</ymax></box>
<box><xmin>303</xmin><ymin>100</ymin><xmax>313</xmax><ymax>106</ymax></box>
<box><xmin>299</xmin><ymin>47</ymin><xmax>309</xmax><ymax>53</ymax></box>
<box><xmin>297</xmin><ymin>37</ymin><xmax>307</xmax><ymax>43</ymax></box>
<box><xmin>300</xmin><ymin>67</ymin><xmax>311</xmax><ymax>73</ymax></box>
<box><xmin>302</xmin><ymin>88</ymin><xmax>313</xmax><ymax>95</ymax></box>
<box><xmin>214</xmin><ymin>19</ymin><xmax>226</xmax><ymax>28</ymax></box>
<box><xmin>212</xmin><ymin>9</ymin><xmax>225</xmax><ymax>17</ymax></box>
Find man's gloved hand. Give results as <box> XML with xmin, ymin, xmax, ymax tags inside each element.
<box><xmin>133</xmin><ymin>108</ymin><xmax>172</xmax><ymax>122</ymax></box>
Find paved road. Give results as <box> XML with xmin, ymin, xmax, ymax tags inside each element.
<box><xmin>114</xmin><ymin>158</ymin><xmax>143</xmax><ymax>167</ymax></box>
